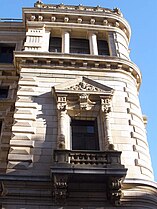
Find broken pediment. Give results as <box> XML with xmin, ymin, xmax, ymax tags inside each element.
<box><xmin>52</xmin><ymin>77</ymin><xmax>114</xmax><ymax>96</ymax></box>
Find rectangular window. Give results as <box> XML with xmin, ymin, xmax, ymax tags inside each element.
<box><xmin>0</xmin><ymin>86</ymin><xmax>9</xmax><ymax>99</ymax></box>
<box><xmin>71</xmin><ymin>119</ymin><xmax>99</xmax><ymax>150</ymax></box>
<box><xmin>49</xmin><ymin>37</ymin><xmax>62</xmax><ymax>52</ymax></box>
<box><xmin>70</xmin><ymin>38</ymin><xmax>90</xmax><ymax>54</ymax></box>
<box><xmin>0</xmin><ymin>43</ymin><xmax>15</xmax><ymax>63</ymax></box>
<box><xmin>0</xmin><ymin>120</ymin><xmax>2</xmax><ymax>134</ymax></box>
<box><xmin>97</xmin><ymin>40</ymin><xmax>109</xmax><ymax>55</ymax></box>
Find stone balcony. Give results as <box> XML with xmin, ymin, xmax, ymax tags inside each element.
<box><xmin>51</xmin><ymin>149</ymin><xmax>127</xmax><ymax>206</ymax></box>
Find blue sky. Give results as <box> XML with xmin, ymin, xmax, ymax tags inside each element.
<box><xmin>0</xmin><ymin>0</ymin><xmax>157</xmax><ymax>181</ymax></box>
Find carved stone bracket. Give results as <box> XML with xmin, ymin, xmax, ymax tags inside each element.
<box><xmin>107</xmin><ymin>177</ymin><xmax>123</xmax><ymax>206</ymax></box>
<box><xmin>53</xmin><ymin>174</ymin><xmax>68</xmax><ymax>203</ymax></box>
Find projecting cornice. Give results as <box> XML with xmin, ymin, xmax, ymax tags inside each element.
<box><xmin>14</xmin><ymin>51</ymin><xmax>142</xmax><ymax>89</ymax></box>
<box><xmin>22</xmin><ymin>3</ymin><xmax>131</xmax><ymax>42</ymax></box>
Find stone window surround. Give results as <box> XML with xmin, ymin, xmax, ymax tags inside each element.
<box><xmin>52</xmin><ymin>77</ymin><xmax>114</xmax><ymax>151</ymax></box>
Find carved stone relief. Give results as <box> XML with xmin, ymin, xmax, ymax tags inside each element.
<box><xmin>67</xmin><ymin>81</ymin><xmax>102</xmax><ymax>92</ymax></box>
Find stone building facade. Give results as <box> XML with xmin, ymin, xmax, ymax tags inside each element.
<box><xmin>0</xmin><ymin>1</ymin><xmax>157</xmax><ymax>208</ymax></box>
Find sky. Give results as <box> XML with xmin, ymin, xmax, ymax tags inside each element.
<box><xmin>0</xmin><ymin>0</ymin><xmax>157</xmax><ymax>181</ymax></box>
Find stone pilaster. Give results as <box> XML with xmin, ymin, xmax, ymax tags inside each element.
<box><xmin>88</xmin><ymin>32</ymin><xmax>98</xmax><ymax>55</ymax></box>
<box><xmin>57</xmin><ymin>96</ymin><xmax>67</xmax><ymax>149</ymax></box>
<box><xmin>101</xmin><ymin>98</ymin><xmax>113</xmax><ymax>150</ymax></box>
<box><xmin>62</xmin><ymin>30</ymin><xmax>70</xmax><ymax>53</ymax></box>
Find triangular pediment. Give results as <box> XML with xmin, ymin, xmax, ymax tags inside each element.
<box><xmin>52</xmin><ymin>77</ymin><xmax>114</xmax><ymax>96</ymax></box>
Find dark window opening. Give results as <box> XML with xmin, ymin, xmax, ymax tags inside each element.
<box><xmin>97</xmin><ymin>40</ymin><xmax>109</xmax><ymax>56</ymax></box>
<box><xmin>71</xmin><ymin>119</ymin><xmax>99</xmax><ymax>150</ymax></box>
<box><xmin>70</xmin><ymin>38</ymin><xmax>90</xmax><ymax>54</ymax></box>
<box><xmin>0</xmin><ymin>121</ymin><xmax>2</xmax><ymax>133</ymax></box>
<box><xmin>49</xmin><ymin>37</ymin><xmax>62</xmax><ymax>53</ymax></box>
<box><xmin>0</xmin><ymin>86</ymin><xmax>9</xmax><ymax>99</ymax></box>
<box><xmin>0</xmin><ymin>43</ymin><xmax>15</xmax><ymax>63</ymax></box>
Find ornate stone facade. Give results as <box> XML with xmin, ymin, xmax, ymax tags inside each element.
<box><xmin>0</xmin><ymin>1</ymin><xmax>156</xmax><ymax>209</ymax></box>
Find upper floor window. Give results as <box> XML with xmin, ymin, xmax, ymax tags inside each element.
<box><xmin>0</xmin><ymin>86</ymin><xmax>9</xmax><ymax>99</ymax></box>
<box><xmin>71</xmin><ymin>119</ymin><xmax>99</xmax><ymax>150</ymax></box>
<box><xmin>49</xmin><ymin>37</ymin><xmax>62</xmax><ymax>53</ymax></box>
<box><xmin>70</xmin><ymin>38</ymin><xmax>90</xmax><ymax>54</ymax></box>
<box><xmin>0</xmin><ymin>120</ymin><xmax>2</xmax><ymax>134</ymax></box>
<box><xmin>97</xmin><ymin>40</ymin><xmax>109</xmax><ymax>56</ymax></box>
<box><xmin>0</xmin><ymin>43</ymin><xmax>15</xmax><ymax>63</ymax></box>
<box><xmin>48</xmin><ymin>34</ymin><xmax>110</xmax><ymax>56</ymax></box>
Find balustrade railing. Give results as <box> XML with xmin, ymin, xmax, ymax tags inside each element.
<box><xmin>53</xmin><ymin>149</ymin><xmax>122</xmax><ymax>167</ymax></box>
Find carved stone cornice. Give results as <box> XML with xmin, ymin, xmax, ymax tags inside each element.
<box><xmin>34</xmin><ymin>2</ymin><xmax>121</xmax><ymax>16</ymax></box>
<box><xmin>25</xmin><ymin>2</ymin><xmax>131</xmax><ymax>40</ymax></box>
<box><xmin>14</xmin><ymin>52</ymin><xmax>141</xmax><ymax>88</ymax></box>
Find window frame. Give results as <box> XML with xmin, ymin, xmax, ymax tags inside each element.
<box><xmin>70</xmin><ymin>38</ymin><xmax>90</xmax><ymax>54</ymax></box>
<box><xmin>49</xmin><ymin>37</ymin><xmax>62</xmax><ymax>53</ymax></box>
<box><xmin>70</xmin><ymin>118</ymin><xmax>100</xmax><ymax>151</ymax></box>
<box><xmin>97</xmin><ymin>40</ymin><xmax>110</xmax><ymax>56</ymax></box>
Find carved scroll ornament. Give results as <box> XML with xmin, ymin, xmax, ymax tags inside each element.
<box><xmin>67</xmin><ymin>81</ymin><xmax>101</xmax><ymax>92</ymax></box>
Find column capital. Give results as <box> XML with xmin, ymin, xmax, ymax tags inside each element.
<box><xmin>101</xmin><ymin>98</ymin><xmax>112</xmax><ymax>113</ymax></box>
<box><xmin>57</xmin><ymin>96</ymin><xmax>67</xmax><ymax>111</ymax></box>
<box><xmin>61</xmin><ymin>29</ymin><xmax>71</xmax><ymax>33</ymax></box>
<box><xmin>87</xmin><ymin>30</ymin><xmax>98</xmax><ymax>36</ymax></box>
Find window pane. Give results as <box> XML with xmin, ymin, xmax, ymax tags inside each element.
<box><xmin>0</xmin><ymin>87</ymin><xmax>9</xmax><ymax>98</ymax></box>
<box><xmin>49</xmin><ymin>37</ymin><xmax>62</xmax><ymax>52</ymax></box>
<box><xmin>71</xmin><ymin>119</ymin><xmax>99</xmax><ymax>150</ymax></box>
<box><xmin>0</xmin><ymin>120</ymin><xmax>2</xmax><ymax>133</ymax></box>
<box><xmin>0</xmin><ymin>43</ymin><xmax>15</xmax><ymax>63</ymax></box>
<box><xmin>70</xmin><ymin>38</ymin><xmax>90</xmax><ymax>54</ymax></box>
<box><xmin>97</xmin><ymin>40</ymin><xmax>109</xmax><ymax>55</ymax></box>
